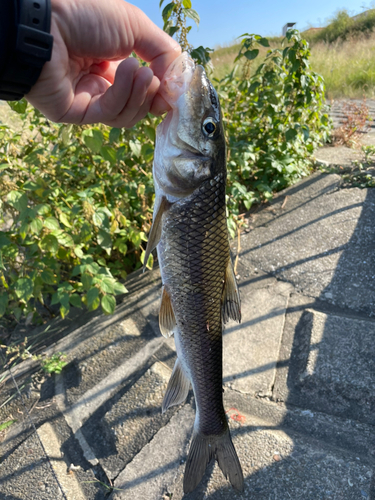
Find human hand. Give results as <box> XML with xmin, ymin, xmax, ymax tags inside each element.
<box><xmin>26</xmin><ymin>0</ymin><xmax>181</xmax><ymax>127</ymax></box>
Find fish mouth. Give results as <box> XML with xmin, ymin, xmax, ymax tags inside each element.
<box><xmin>173</xmin><ymin>136</ymin><xmax>209</xmax><ymax>160</ymax></box>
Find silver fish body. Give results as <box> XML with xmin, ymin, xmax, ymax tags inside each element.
<box><xmin>144</xmin><ymin>53</ymin><xmax>243</xmax><ymax>494</ymax></box>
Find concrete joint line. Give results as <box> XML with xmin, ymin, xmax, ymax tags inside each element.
<box><xmin>55</xmin><ymin>373</ymin><xmax>99</xmax><ymax>466</ymax></box>
<box><xmin>271</xmin><ymin>288</ymin><xmax>292</xmax><ymax>396</ymax></box>
<box><xmin>37</xmin><ymin>422</ymin><xmax>87</xmax><ymax>500</ymax></box>
<box><xmin>55</xmin><ymin>337</ymin><xmax>166</xmax><ymax>465</ymax></box>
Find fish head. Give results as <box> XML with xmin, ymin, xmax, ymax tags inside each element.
<box><xmin>154</xmin><ymin>52</ymin><xmax>226</xmax><ymax>199</ymax></box>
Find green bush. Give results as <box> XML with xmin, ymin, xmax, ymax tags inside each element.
<box><xmin>0</xmin><ymin>4</ymin><xmax>331</xmax><ymax>328</ymax></box>
<box><xmin>306</xmin><ymin>9</ymin><xmax>375</xmax><ymax>45</ymax></box>
<box><xmin>0</xmin><ymin>108</ymin><xmax>158</xmax><ymax>324</ymax></box>
<box><xmin>220</xmin><ymin>30</ymin><xmax>331</xmax><ymax>228</ymax></box>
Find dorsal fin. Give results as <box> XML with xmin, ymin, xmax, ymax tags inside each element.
<box><xmin>143</xmin><ymin>194</ymin><xmax>170</xmax><ymax>272</ymax></box>
<box><xmin>222</xmin><ymin>258</ymin><xmax>241</xmax><ymax>323</ymax></box>
<box><xmin>159</xmin><ymin>286</ymin><xmax>176</xmax><ymax>337</ymax></box>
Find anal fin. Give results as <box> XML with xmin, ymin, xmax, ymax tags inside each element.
<box><xmin>222</xmin><ymin>258</ymin><xmax>241</xmax><ymax>323</ymax></box>
<box><xmin>159</xmin><ymin>286</ymin><xmax>176</xmax><ymax>338</ymax></box>
<box><xmin>162</xmin><ymin>358</ymin><xmax>190</xmax><ymax>413</ymax></box>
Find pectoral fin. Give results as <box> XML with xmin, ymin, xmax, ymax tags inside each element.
<box><xmin>162</xmin><ymin>358</ymin><xmax>190</xmax><ymax>413</ymax></box>
<box><xmin>143</xmin><ymin>195</ymin><xmax>170</xmax><ymax>272</ymax></box>
<box><xmin>222</xmin><ymin>259</ymin><xmax>241</xmax><ymax>323</ymax></box>
<box><xmin>159</xmin><ymin>286</ymin><xmax>176</xmax><ymax>337</ymax></box>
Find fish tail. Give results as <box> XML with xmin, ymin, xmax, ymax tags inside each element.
<box><xmin>183</xmin><ymin>427</ymin><xmax>244</xmax><ymax>493</ymax></box>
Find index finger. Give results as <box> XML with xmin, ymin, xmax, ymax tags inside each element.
<box><xmin>125</xmin><ymin>2</ymin><xmax>181</xmax><ymax>79</ymax></box>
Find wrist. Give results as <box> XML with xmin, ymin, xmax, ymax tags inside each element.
<box><xmin>0</xmin><ymin>0</ymin><xmax>54</xmax><ymax>101</ymax></box>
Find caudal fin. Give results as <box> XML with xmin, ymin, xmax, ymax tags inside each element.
<box><xmin>183</xmin><ymin>428</ymin><xmax>243</xmax><ymax>494</ymax></box>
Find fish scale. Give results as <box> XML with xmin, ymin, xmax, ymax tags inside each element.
<box><xmin>158</xmin><ymin>173</ymin><xmax>229</xmax><ymax>436</ymax></box>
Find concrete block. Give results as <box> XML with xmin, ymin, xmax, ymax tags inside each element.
<box><xmin>111</xmin><ymin>404</ymin><xmax>194</xmax><ymax>500</ymax></box>
<box><xmin>85</xmin><ymin>360</ymin><xmax>178</xmax><ymax>480</ymax></box>
<box><xmin>240</xmin><ymin>174</ymin><xmax>375</xmax><ymax>315</ymax></box>
<box><xmin>169</xmin><ymin>406</ymin><xmax>373</xmax><ymax>500</ymax></box>
<box><xmin>286</xmin><ymin>309</ymin><xmax>375</xmax><ymax>425</ymax></box>
<box><xmin>223</xmin><ymin>281</ymin><xmax>292</xmax><ymax>395</ymax></box>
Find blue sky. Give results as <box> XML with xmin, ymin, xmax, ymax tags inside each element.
<box><xmin>132</xmin><ymin>1</ymin><xmax>372</xmax><ymax>48</ymax></box>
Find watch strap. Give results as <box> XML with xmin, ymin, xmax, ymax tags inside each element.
<box><xmin>0</xmin><ymin>0</ymin><xmax>53</xmax><ymax>101</ymax></box>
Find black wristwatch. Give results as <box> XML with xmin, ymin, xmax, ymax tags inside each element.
<box><xmin>0</xmin><ymin>0</ymin><xmax>53</xmax><ymax>101</ymax></box>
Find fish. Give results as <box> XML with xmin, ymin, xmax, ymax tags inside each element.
<box><xmin>144</xmin><ymin>52</ymin><xmax>243</xmax><ymax>494</ymax></box>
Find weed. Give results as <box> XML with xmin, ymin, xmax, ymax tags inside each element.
<box><xmin>38</xmin><ymin>352</ymin><xmax>67</xmax><ymax>374</ymax></box>
<box><xmin>332</xmin><ymin>99</ymin><xmax>371</xmax><ymax>147</ymax></box>
<box><xmin>318</xmin><ymin>145</ymin><xmax>375</xmax><ymax>188</ymax></box>
<box><xmin>0</xmin><ymin>418</ymin><xmax>17</xmax><ymax>432</ymax></box>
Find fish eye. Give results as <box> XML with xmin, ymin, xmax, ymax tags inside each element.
<box><xmin>202</xmin><ymin>117</ymin><xmax>217</xmax><ymax>137</ymax></box>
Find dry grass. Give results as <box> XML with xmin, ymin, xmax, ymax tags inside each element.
<box><xmin>310</xmin><ymin>33</ymin><xmax>375</xmax><ymax>99</ymax></box>
<box><xmin>211</xmin><ymin>33</ymin><xmax>375</xmax><ymax>99</ymax></box>
<box><xmin>332</xmin><ymin>99</ymin><xmax>371</xmax><ymax>146</ymax></box>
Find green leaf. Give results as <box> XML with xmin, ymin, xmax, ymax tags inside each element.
<box><xmin>6</xmin><ymin>191</ymin><xmax>28</xmax><ymax>212</ymax></box>
<box><xmin>60</xmin><ymin>124</ymin><xmax>73</xmax><ymax>146</ymax></box>
<box><xmin>44</xmin><ymin>217</ymin><xmax>60</xmax><ymax>230</ymax></box>
<box><xmin>36</xmin><ymin>204</ymin><xmax>50</xmax><ymax>215</ymax></box>
<box><xmin>81</xmin><ymin>273</ymin><xmax>93</xmax><ymax>291</ymax></box>
<box><xmin>0</xmin><ymin>419</ymin><xmax>17</xmax><ymax>432</ymax></box>
<box><xmin>162</xmin><ymin>2</ymin><xmax>175</xmax><ymax>23</ymax></box>
<box><xmin>19</xmin><ymin>221</ymin><xmax>28</xmax><ymax>240</ymax></box>
<box><xmin>113</xmin><ymin>282</ymin><xmax>128</xmax><ymax>295</ymax></box>
<box><xmin>69</xmin><ymin>294</ymin><xmax>82</xmax><ymax>308</ymax></box>
<box><xmin>74</xmin><ymin>247</ymin><xmax>84</xmax><ymax>259</ymax></box>
<box><xmin>0</xmin><ymin>233</ymin><xmax>11</xmax><ymax>248</ymax></box>
<box><xmin>182</xmin><ymin>0</ymin><xmax>192</xmax><ymax>7</ymax></box>
<box><xmin>182</xmin><ymin>8</ymin><xmax>200</xmax><ymax>27</ymax></box>
<box><xmin>141</xmin><ymin>249</ymin><xmax>154</xmax><ymax>270</ymax></box>
<box><xmin>99</xmin><ymin>278</ymin><xmax>115</xmax><ymax>294</ymax></box>
<box><xmin>60</xmin><ymin>303</ymin><xmax>70</xmax><ymax>319</ymax></box>
<box><xmin>144</xmin><ymin>125</ymin><xmax>156</xmax><ymax>142</ymax></box>
<box><xmin>83</xmin><ymin>129</ymin><xmax>103</xmax><ymax>153</ymax></box>
<box><xmin>41</xmin><ymin>269</ymin><xmax>56</xmax><ymax>285</ymax></box>
<box><xmin>101</xmin><ymin>146</ymin><xmax>117</xmax><ymax>164</ymax></box>
<box><xmin>244</xmin><ymin>49</ymin><xmax>259</xmax><ymax>61</ymax></box>
<box><xmin>0</xmin><ymin>293</ymin><xmax>9</xmax><ymax>317</ymax></box>
<box><xmin>55</xmin><ymin>231</ymin><xmax>74</xmax><ymax>248</ymax></box>
<box><xmin>258</xmin><ymin>37</ymin><xmax>270</xmax><ymax>47</ymax></box>
<box><xmin>40</xmin><ymin>234</ymin><xmax>59</xmax><ymax>254</ymax></box>
<box><xmin>97</xmin><ymin>229</ymin><xmax>112</xmax><ymax>254</ymax></box>
<box><xmin>30</xmin><ymin>218</ymin><xmax>43</xmax><ymax>235</ymax></box>
<box><xmin>167</xmin><ymin>26</ymin><xmax>180</xmax><ymax>37</ymax></box>
<box><xmin>59</xmin><ymin>213</ymin><xmax>72</xmax><ymax>228</ymax></box>
<box><xmin>59</xmin><ymin>291</ymin><xmax>70</xmax><ymax>308</ymax></box>
<box><xmin>129</xmin><ymin>140</ymin><xmax>142</xmax><ymax>158</ymax></box>
<box><xmin>285</xmin><ymin>129</ymin><xmax>298</xmax><ymax>142</ymax></box>
<box><xmin>7</xmin><ymin>99</ymin><xmax>27</xmax><ymax>114</ymax></box>
<box><xmin>71</xmin><ymin>265</ymin><xmax>82</xmax><ymax>277</ymax></box>
<box><xmin>114</xmin><ymin>238</ymin><xmax>127</xmax><ymax>255</ymax></box>
<box><xmin>87</xmin><ymin>287</ymin><xmax>99</xmax><ymax>308</ymax></box>
<box><xmin>92</xmin><ymin>211</ymin><xmax>106</xmax><ymax>227</ymax></box>
<box><xmin>109</xmin><ymin>127</ymin><xmax>121</xmax><ymax>143</ymax></box>
<box><xmin>101</xmin><ymin>294</ymin><xmax>116</xmax><ymax>315</ymax></box>
<box><xmin>15</xmin><ymin>278</ymin><xmax>33</xmax><ymax>301</ymax></box>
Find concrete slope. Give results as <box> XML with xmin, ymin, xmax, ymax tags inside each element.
<box><xmin>0</xmin><ymin>173</ymin><xmax>374</xmax><ymax>499</ymax></box>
